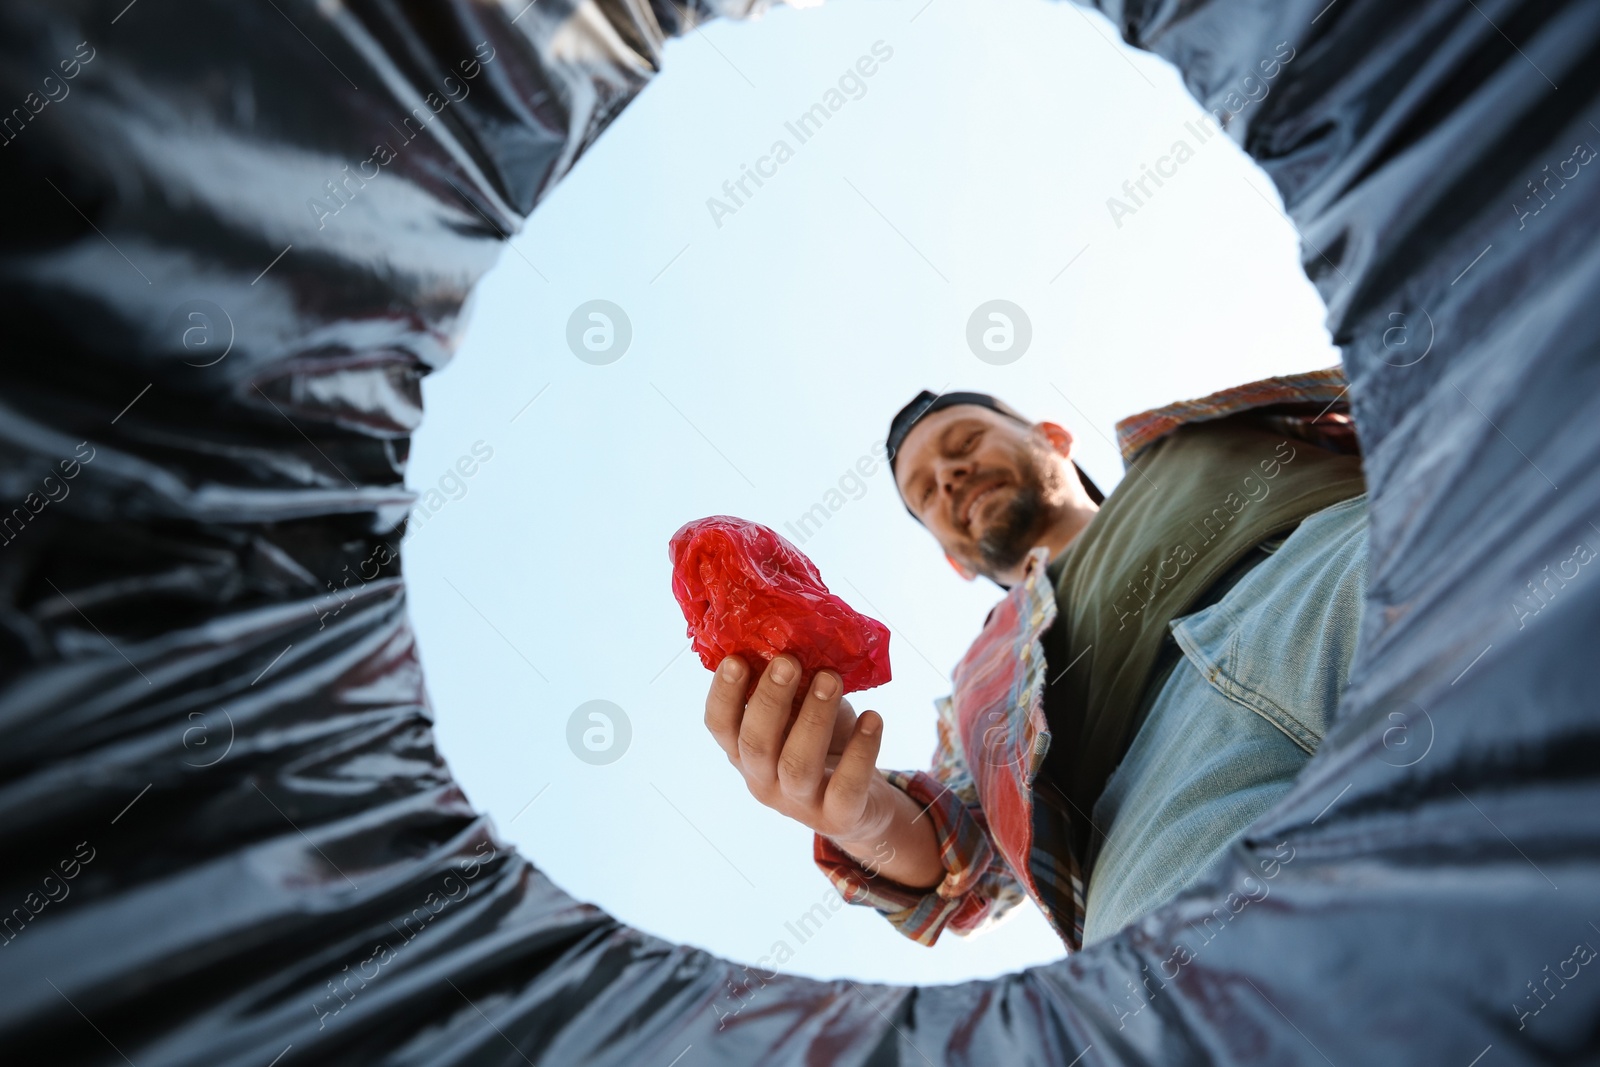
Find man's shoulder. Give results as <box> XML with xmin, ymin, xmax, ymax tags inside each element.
<box><xmin>1113</xmin><ymin>366</ymin><xmax>1350</xmax><ymax>467</ymax></box>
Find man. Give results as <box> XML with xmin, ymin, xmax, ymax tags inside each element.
<box><xmin>702</xmin><ymin>367</ymin><xmax>1368</xmax><ymax>949</ymax></box>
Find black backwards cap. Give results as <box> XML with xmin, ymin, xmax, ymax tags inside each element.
<box><xmin>886</xmin><ymin>389</ymin><xmax>1105</xmax><ymax>520</ymax></box>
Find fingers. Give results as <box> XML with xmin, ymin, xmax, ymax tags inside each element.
<box><xmin>708</xmin><ymin>653</ymin><xmax>885</xmax><ymax>842</ymax></box>
<box><xmin>827</xmin><ymin>696</ymin><xmax>858</xmax><ymax>756</ymax></box>
<box><xmin>822</xmin><ymin>710</ymin><xmax>883</xmax><ymax>830</ymax></box>
<box><xmin>777</xmin><ymin>669</ymin><xmax>842</xmax><ymax>803</ymax></box>
<box><xmin>737</xmin><ymin>653</ymin><xmax>803</xmax><ymax>787</ymax></box>
<box><xmin>704</xmin><ymin>654</ymin><xmax>749</xmax><ymax>764</ymax></box>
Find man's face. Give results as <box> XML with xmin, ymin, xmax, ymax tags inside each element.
<box><xmin>892</xmin><ymin>405</ymin><xmax>1074</xmax><ymax>582</ymax></box>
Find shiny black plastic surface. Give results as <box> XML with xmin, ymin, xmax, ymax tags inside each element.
<box><xmin>1</xmin><ymin>0</ymin><xmax>1597</xmax><ymax>1063</ymax></box>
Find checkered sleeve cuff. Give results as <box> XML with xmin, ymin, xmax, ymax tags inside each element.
<box><xmin>812</xmin><ymin>768</ymin><xmax>1013</xmax><ymax>947</ymax></box>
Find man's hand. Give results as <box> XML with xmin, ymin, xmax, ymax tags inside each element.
<box><xmin>704</xmin><ymin>652</ymin><xmax>893</xmax><ymax>844</ymax></box>
<box><xmin>704</xmin><ymin>652</ymin><xmax>946</xmax><ymax>890</ymax></box>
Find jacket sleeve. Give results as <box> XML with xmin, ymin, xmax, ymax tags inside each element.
<box><xmin>812</xmin><ymin>696</ymin><xmax>1028</xmax><ymax>946</ymax></box>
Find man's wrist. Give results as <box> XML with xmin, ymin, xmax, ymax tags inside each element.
<box><xmin>828</xmin><ymin>777</ymin><xmax>907</xmax><ymax>872</ymax></box>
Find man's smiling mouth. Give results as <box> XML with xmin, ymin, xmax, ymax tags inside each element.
<box><xmin>962</xmin><ymin>482</ymin><xmax>1006</xmax><ymax>534</ymax></box>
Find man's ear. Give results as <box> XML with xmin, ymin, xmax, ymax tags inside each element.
<box><xmin>945</xmin><ymin>552</ymin><xmax>978</xmax><ymax>581</ymax></box>
<box><xmin>1038</xmin><ymin>420</ymin><xmax>1074</xmax><ymax>458</ymax></box>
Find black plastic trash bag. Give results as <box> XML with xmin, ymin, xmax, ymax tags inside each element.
<box><xmin>1</xmin><ymin>0</ymin><xmax>1597</xmax><ymax>1063</ymax></box>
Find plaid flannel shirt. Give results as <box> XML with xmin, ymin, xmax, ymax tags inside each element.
<box><xmin>812</xmin><ymin>366</ymin><xmax>1356</xmax><ymax>950</ymax></box>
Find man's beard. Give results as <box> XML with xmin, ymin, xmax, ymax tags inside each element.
<box><xmin>973</xmin><ymin>439</ymin><xmax>1070</xmax><ymax>581</ymax></box>
<box><xmin>974</xmin><ymin>483</ymin><xmax>1044</xmax><ymax>578</ymax></box>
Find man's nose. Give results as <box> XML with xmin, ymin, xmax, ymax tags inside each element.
<box><xmin>936</xmin><ymin>460</ymin><xmax>973</xmax><ymax>501</ymax></box>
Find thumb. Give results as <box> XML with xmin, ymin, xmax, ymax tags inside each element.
<box><xmin>822</xmin><ymin>710</ymin><xmax>883</xmax><ymax>831</ymax></box>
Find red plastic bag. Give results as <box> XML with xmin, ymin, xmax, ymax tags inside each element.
<box><xmin>668</xmin><ymin>516</ymin><xmax>891</xmax><ymax>707</ymax></box>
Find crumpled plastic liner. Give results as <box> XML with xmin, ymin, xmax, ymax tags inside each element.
<box><xmin>669</xmin><ymin>515</ymin><xmax>892</xmax><ymax>707</ymax></box>
<box><xmin>1</xmin><ymin>0</ymin><xmax>1597</xmax><ymax>1064</ymax></box>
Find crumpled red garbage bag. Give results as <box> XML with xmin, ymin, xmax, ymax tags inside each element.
<box><xmin>669</xmin><ymin>516</ymin><xmax>891</xmax><ymax>707</ymax></box>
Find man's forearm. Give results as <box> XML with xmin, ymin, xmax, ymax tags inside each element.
<box><xmin>829</xmin><ymin>777</ymin><xmax>945</xmax><ymax>891</ymax></box>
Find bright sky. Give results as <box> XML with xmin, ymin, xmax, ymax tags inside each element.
<box><xmin>405</xmin><ymin>0</ymin><xmax>1338</xmax><ymax>986</ymax></box>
